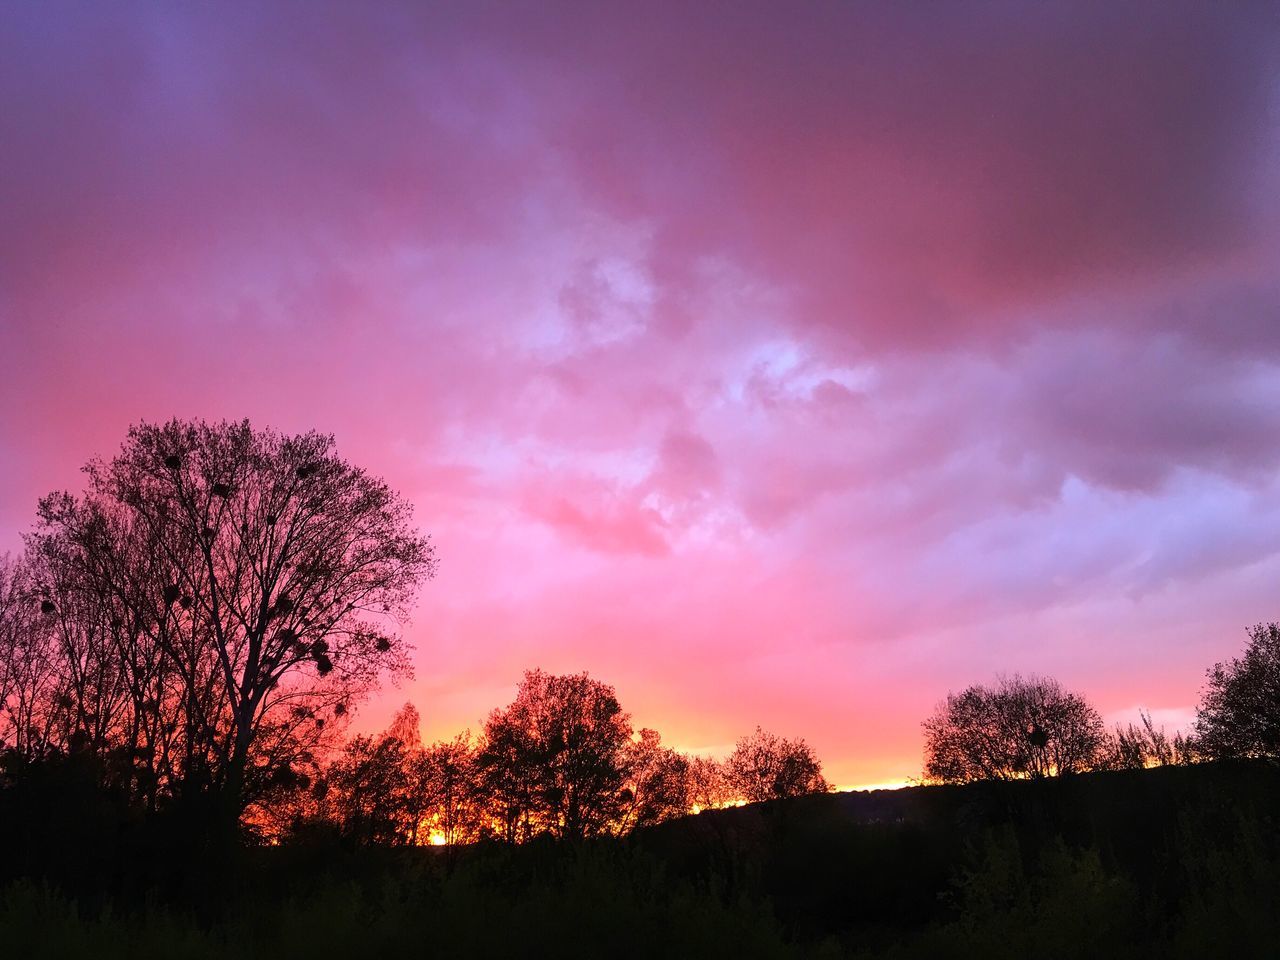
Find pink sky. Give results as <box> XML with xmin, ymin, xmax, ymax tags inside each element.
<box><xmin>2</xmin><ymin>2</ymin><xmax>1279</xmax><ymax>786</ymax></box>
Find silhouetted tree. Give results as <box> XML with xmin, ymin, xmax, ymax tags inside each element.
<box><xmin>316</xmin><ymin>702</ymin><xmax>436</xmax><ymax>844</ymax></box>
<box><xmin>725</xmin><ymin>727</ymin><xmax>830</xmax><ymax>802</ymax></box>
<box><xmin>408</xmin><ymin>730</ymin><xmax>480</xmax><ymax>845</ymax></box>
<box><xmin>474</xmin><ymin>670</ymin><xmax>633</xmax><ymax>840</ymax></box>
<box><xmin>1195</xmin><ymin>623</ymin><xmax>1280</xmax><ymax>760</ymax></box>
<box><xmin>22</xmin><ymin>418</ymin><xmax>436</xmax><ymax>829</ymax></box>
<box><xmin>378</xmin><ymin>703</ymin><xmax>430</xmax><ymax>843</ymax></box>
<box><xmin>0</xmin><ymin>553</ymin><xmax>79</xmax><ymax>759</ymax></box>
<box><xmin>325</xmin><ymin>730</ymin><xmax>411</xmax><ymax>844</ymax></box>
<box><xmin>923</xmin><ymin>675</ymin><xmax>1106</xmax><ymax>783</ymax></box>
<box><xmin>472</xmin><ymin>704</ymin><xmax>538</xmax><ymax>842</ymax></box>
<box><xmin>687</xmin><ymin>755</ymin><xmax>733</xmax><ymax>812</ymax></box>
<box><xmin>388</xmin><ymin>701</ymin><xmax>422</xmax><ymax>746</ymax></box>
<box><xmin>239</xmin><ymin>706</ymin><xmax>335</xmax><ymax>843</ymax></box>
<box><xmin>616</xmin><ymin>728</ymin><xmax>691</xmax><ymax>831</ymax></box>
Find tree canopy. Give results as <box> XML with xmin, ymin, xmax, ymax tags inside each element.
<box><xmin>474</xmin><ymin>669</ymin><xmax>634</xmax><ymax>840</ymax></box>
<box><xmin>1195</xmin><ymin>623</ymin><xmax>1280</xmax><ymax>761</ymax></box>
<box><xmin>9</xmin><ymin>418</ymin><xmax>437</xmax><ymax>826</ymax></box>
<box><xmin>922</xmin><ymin>675</ymin><xmax>1107</xmax><ymax>784</ymax></box>
<box><xmin>725</xmin><ymin>727</ymin><xmax>830</xmax><ymax>802</ymax></box>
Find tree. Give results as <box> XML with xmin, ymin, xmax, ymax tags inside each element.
<box><xmin>24</xmin><ymin>418</ymin><xmax>436</xmax><ymax>828</ymax></box>
<box><xmin>616</xmin><ymin>728</ymin><xmax>691</xmax><ymax>832</ymax></box>
<box><xmin>923</xmin><ymin>675</ymin><xmax>1107</xmax><ymax>784</ymax></box>
<box><xmin>406</xmin><ymin>731</ymin><xmax>480</xmax><ymax>846</ymax></box>
<box><xmin>472</xmin><ymin>704</ymin><xmax>539</xmax><ymax>843</ymax></box>
<box><xmin>386</xmin><ymin>702</ymin><xmax>423</xmax><ymax>753</ymax></box>
<box><xmin>687</xmin><ymin>755</ymin><xmax>733</xmax><ymax>812</ymax></box>
<box><xmin>1195</xmin><ymin>623</ymin><xmax>1280</xmax><ymax>760</ymax></box>
<box><xmin>325</xmin><ymin>731</ymin><xmax>411</xmax><ymax>844</ymax></box>
<box><xmin>239</xmin><ymin>708</ymin><xmax>335</xmax><ymax>844</ymax></box>
<box><xmin>725</xmin><ymin>727</ymin><xmax>829</xmax><ymax>802</ymax></box>
<box><xmin>0</xmin><ymin>553</ymin><xmax>66</xmax><ymax>757</ymax></box>
<box><xmin>474</xmin><ymin>670</ymin><xmax>633</xmax><ymax>840</ymax></box>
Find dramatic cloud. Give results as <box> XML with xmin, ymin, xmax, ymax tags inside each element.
<box><xmin>2</xmin><ymin>1</ymin><xmax>1278</xmax><ymax>785</ymax></box>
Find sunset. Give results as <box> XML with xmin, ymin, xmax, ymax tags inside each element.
<box><xmin>2</xmin><ymin>2</ymin><xmax>1279</xmax><ymax>956</ymax></box>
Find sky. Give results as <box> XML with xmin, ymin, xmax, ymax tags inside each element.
<box><xmin>2</xmin><ymin>1</ymin><xmax>1279</xmax><ymax>788</ymax></box>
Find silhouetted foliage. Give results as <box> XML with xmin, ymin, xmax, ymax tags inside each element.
<box><xmin>923</xmin><ymin>675</ymin><xmax>1107</xmax><ymax>783</ymax></box>
<box><xmin>18</xmin><ymin>423</ymin><xmax>1280</xmax><ymax>954</ymax></box>
<box><xmin>726</xmin><ymin>727</ymin><xmax>830</xmax><ymax>802</ymax></box>
<box><xmin>617</xmin><ymin>728</ymin><xmax>692</xmax><ymax>831</ymax></box>
<box><xmin>409</xmin><ymin>729</ymin><xmax>482</xmax><ymax>846</ymax></box>
<box><xmin>325</xmin><ymin>730</ymin><xmax>412</xmax><ymax>844</ymax></box>
<box><xmin>1103</xmin><ymin>709</ymin><xmax>1196</xmax><ymax>770</ymax></box>
<box><xmin>687</xmin><ymin>754</ymin><xmax>734</xmax><ymax>811</ymax></box>
<box><xmin>474</xmin><ymin>670</ymin><xmax>635</xmax><ymax>840</ymax></box>
<box><xmin>222</xmin><ymin>667</ymin><xmax>830</xmax><ymax>849</ymax></box>
<box><xmin>1195</xmin><ymin>622</ymin><xmax>1280</xmax><ymax>760</ymax></box>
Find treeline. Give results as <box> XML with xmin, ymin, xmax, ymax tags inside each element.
<box><xmin>2</xmin><ymin>417</ymin><xmax>1278</xmax><ymax>851</ymax></box>
<box><xmin>0</xmin><ymin>419</ymin><xmax>827</xmax><ymax>851</ymax></box>
<box><xmin>259</xmin><ymin>672</ymin><xmax>826</xmax><ymax>845</ymax></box>
<box><xmin>920</xmin><ymin>621</ymin><xmax>1280</xmax><ymax>785</ymax></box>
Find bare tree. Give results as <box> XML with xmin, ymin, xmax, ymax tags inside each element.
<box><xmin>725</xmin><ymin>727</ymin><xmax>830</xmax><ymax>802</ymax></box>
<box><xmin>1195</xmin><ymin>623</ymin><xmax>1280</xmax><ymax>760</ymax></box>
<box><xmin>25</xmin><ymin>540</ymin><xmax>132</xmax><ymax>759</ymax></box>
<box><xmin>26</xmin><ymin>418</ymin><xmax>436</xmax><ymax>827</ymax></box>
<box><xmin>923</xmin><ymin>674</ymin><xmax>1107</xmax><ymax>784</ymax></box>
<box><xmin>0</xmin><ymin>553</ymin><xmax>66</xmax><ymax>757</ymax></box>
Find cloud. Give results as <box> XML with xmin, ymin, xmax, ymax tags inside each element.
<box><xmin>2</xmin><ymin>1</ymin><xmax>1279</xmax><ymax>785</ymax></box>
<box><xmin>522</xmin><ymin>475</ymin><xmax>671</xmax><ymax>557</ymax></box>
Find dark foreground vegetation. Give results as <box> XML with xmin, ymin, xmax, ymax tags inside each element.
<box><xmin>1</xmin><ymin>760</ymin><xmax>1277</xmax><ymax>958</ymax></box>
